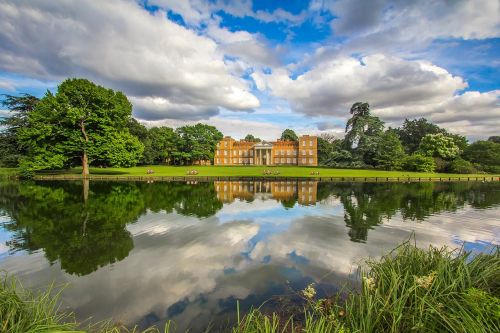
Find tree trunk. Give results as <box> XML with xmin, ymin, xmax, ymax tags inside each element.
<box><xmin>80</xmin><ymin>120</ymin><xmax>89</xmax><ymax>178</ymax></box>
<box><xmin>82</xmin><ymin>150</ymin><xmax>89</xmax><ymax>178</ymax></box>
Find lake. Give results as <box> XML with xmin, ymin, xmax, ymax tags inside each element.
<box><xmin>0</xmin><ymin>180</ymin><xmax>499</xmax><ymax>331</ymax></box>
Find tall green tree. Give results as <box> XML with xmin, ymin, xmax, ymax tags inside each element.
<box><xmin>244</xmin><ymin>134</ymin><xmax>261</xmax><ymax>142</ymax></box>
<box><xmin>343</xmin><ymin>102</ymin><xmax>384</xmax><ymax>165</ymax></box>
<box><xmin>419</xmin><ymin>133</ymin><xmax>460</xmax><ymax>160</ymax></box>
<box><xmin>18</xmin><ymin>79</ymin><xmax>143</xmax><ymax>176</ymax></box>
<box><xmin>463</xmin><ymin>140</ymin><xmax>500</xmax><ymax>173</ymax></box>
<box><xmin>280</xmin><ymin>129</ymin><xmax>298</xmax><ymax>141</ymax></box>
<box><xmin>374</xmin><ymin>131</ymin><xmax>406</xmax><ymax>170</ymax></box>
<box><xmin>395</xmin><ymin>118</ymin><xmax>445</xmax><ymax>153</ymax></box>
<box><xmin>0</xmin><ymin>94</ymin><xmax>39</xmax><ymax>166</ymax></box>
<box><xmin>143</xmin><ymin>126</ymin><xmax>179</xmax><ymax>165</ymax></box>
<box><xmin>174</xmin><ymin>123</ymin><xmax>223</xmax><ymax>165</ymax></box>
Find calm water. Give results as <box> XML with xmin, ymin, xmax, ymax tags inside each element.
<box><xmin>0</xmin><ymin>180</ymin><xmax>499</xmax><ymax>330</ymax></box>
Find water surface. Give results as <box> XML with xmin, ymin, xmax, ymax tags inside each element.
<box><xmin>0</xmin><ymin>180</ymin><xmax>498</xmax><ymax>330</ymax></box>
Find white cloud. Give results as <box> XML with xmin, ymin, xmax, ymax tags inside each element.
<box><xmin>327</xmin><ymin>0</ymin><xmax>500</xmax><ymax>53</ymax></box>
<box><xmin>253</xmin><ymin>54</ymin><xmax>499</xmax><ymax>138</ymax></box>
<box><xmin>0</xmin><ymin>0</ymin><xmax>260</xmax><ymax>120</ymax></box>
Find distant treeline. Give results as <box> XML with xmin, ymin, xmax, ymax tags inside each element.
<box><xmin>1</xmin><ymin>79</ymin><xmax>499</xmax><ymax>175</ymax></box>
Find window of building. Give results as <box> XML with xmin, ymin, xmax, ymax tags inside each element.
<box><xmin>302</xmin><ymin>141</ymin><xmax>306</xmax><ymax>146</ymax></box>
<box><xmin>287</xmin><ymin>158</ymin><xmax>291</xmax><ymax>163</ymax></box>
<box><xmin>239</xmin><ymin>158</ymin><xmax>242</xmax><ymax>163</ymax></box>
<box><xmin>224</xmin><ymin>151</ymin><xmax>227</xmax><ymax>156</ymax></box>
<box><xmin>302</xmin><ymin>158</ymin><xmax>306</xmax><ymax>163</ymax></box>
<box><xmin>301</xmin><ymin>150</ymin><xmax>305</xmax><ymax>155</ymax></box>
<box><xmin>281</xmin><ymin>150</ymin><xmax>285</xmax><ymax>155</ymax></box>
<box><xmin>275</xmin><ymin>158</ymin><xmax>279</xmax><ymax>163</ymax></box>
<box><xmin>233</xmin><ymin>158</ymin><xmax>237</xmax><ymax>163</ymax></box>
<box><xmin>224</xmin><ymin>141</ymin><xmax>227</xmax><ymax>147</ymax></box>
<box><xmin>281</xmin><ymin>158</ymin><xmax>285</xmax><ymax>163</ymax></box>
<box><xmin>250</xmin><ymin>150</ymin><xmax>254</xmax><ymax>156</ymax></box>
<box><xmin>309</xmin><ymin>150</ymin><xmax>313</xmax><ymax>155</ymax></box>
<box><xmin>309</xmin><ymin>158</ymin><xmax>313</xmax><ymax>164</ymax></box>
<box><xmin>224</xmin><ymin>158</ymin><xmax>227</xmax><ymax>163</ymax></box>
<box><xmin>293</xmin><ymin>158</ymin><xmax>297</xmax><ymax>163</ymax></box>
<box><xmin>310</xmin><ymin>140</ymin><xmax>313</xmax><ymax>147</ymax></box>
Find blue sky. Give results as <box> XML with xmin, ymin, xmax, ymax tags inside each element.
<box><xmin>0</xmin><ymin>0</ymin><xmax>498</xmax><ymax>140</ymax></box>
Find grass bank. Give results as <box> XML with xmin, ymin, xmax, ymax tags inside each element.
<box><xmin>28</xmin><ymin>165</ymin><xmax>498</xmax><ymax>179</ymax></box>
<box><xmin>2</xmin><ymin>242</ymin><xmax>499</xmax><ymax>332</ymax></box>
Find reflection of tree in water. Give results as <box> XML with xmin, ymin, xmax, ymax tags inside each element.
<box><xmin>317</xmin><ymin>182</ymin><xmax>500</xmax><ymax>243</ymax></box>
<box><xmin>0</xmin><ymin>180</ymin><xmax>222</xmax><ymax>276</ymax></box>
<box><xmin>0</xmin><ymin>180</ymin><xmax>498</xmax><ymax>274</ymax></box>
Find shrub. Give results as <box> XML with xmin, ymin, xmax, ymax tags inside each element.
<box><xmin>402</xmin><ymin>154</ymin><xmax>436</xmax><ymax>172</ymax></box>
<box><xmin>448</xmin><ymin>158</ymin><xmax>477</xmax><ymax>174</ymax></box>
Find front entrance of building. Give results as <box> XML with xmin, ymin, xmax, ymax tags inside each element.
<box><xmin>254</xmin><ymin>143</ymin><xmax>273</xmax><ymax>165</ymax></box>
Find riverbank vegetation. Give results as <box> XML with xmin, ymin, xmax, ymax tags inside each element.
<box><xmin>1</xmin><ymin>80</ymin><xmax>499</xmax><ymax>177</ymax></box>
<box><xmin>2</xmin><ymin>242</ymin><xmax>498</xmax><ymax>332</ymax></box>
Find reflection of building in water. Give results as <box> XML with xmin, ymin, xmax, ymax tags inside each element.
<box><xmin>215</xmin><ymin>181</ymin><xmax>317</xmax><ymax>205</ymax></box>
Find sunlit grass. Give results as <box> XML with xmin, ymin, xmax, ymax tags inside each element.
<box><xmin>34</xmin><ymin>165</ymin><xmax>497</xmax><ymax>179</ymax></box>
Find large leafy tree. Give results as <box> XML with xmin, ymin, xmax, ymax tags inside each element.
<box><xmin>244</xmin><ymin>134</ymin><xmax>261</xmax><ymax>142</ymax></box>
<box><xmin>174</xmin><ymin>123</ymin><xmax>223</xmax><ymax>165</ymax></box>
<box><xmin>143</xmin><ymin>126</ymin><xmax>180</xmax><ymax>165</ymax></box>
<box><xmin>0</xmin><ymin>94</ymin><xmax>39</xmax><ymax>166</ymax></box>
<box><xmin>374</xmin><ymin>131</ymin><xmax>406</xmax><ymax>170</ymax></box>
<box><xmin>418</xmin><ymin>133</ymin><xmax>460</xmax><ymax>160</ymax></box>
<box><xmin>18</xmin><ymin>79</ymin><xmax>143</xmax><ymax>176</ymax></box>
<box><xmin>395</xmin><ymin>118</ymin><xmax>445</xmax><ymax>153</ymax></box>
<box><xmin>343</xmin><ymin>102</ymin><xmax>384</xmax><ymax>165</ymax></box>
<box><xmin>280</xmin><ymin>129</ymin><xmax>299</xmax><ymax>141</ymax></box>
<box><xmin>463</xmin><ymin>140</ymin><xmax>500</xmax><ymax>173</ymax></box>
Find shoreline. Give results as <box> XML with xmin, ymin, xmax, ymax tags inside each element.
<box><xmin>28</xmin><ymin>174</ymin><xmax>500</xmax><ymax>182</ymax></box>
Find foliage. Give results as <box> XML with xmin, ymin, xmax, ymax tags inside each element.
<box><xmin>403</xmin><ymin>153</ymin><xmax>436</xmax><ymax>172</ymax></box>
<box><xmin>463</xmin><ymin>140</ymin><xmax>500</xmax><ymax>173</ymax></box>
<box><xmin>0</xmin><ymin>94</ymin><xmax>39</xmax><ymax>167</ymax></box>
<box><xmin>488</xmin><ymin>136</ymin><xmax>500</xmax><ymax>144</ymax></box>
<box><xmin>173</xmin><ymin>123</ymin><xmax>223</xmax><ymax>164</ymax></box>
<box><xmin>395</xmin><ymin>118</ymin><xmax>445</xmax><ymax>153</ymax></box>
<box><xmin>343</xmin><ymin>102</ymin><xmax>384</xmax><ymax>165</ymax></box>
<box><xmin>448</xmin><ymin>158</ymin><xmax>476</xmax><ymax>174</ymax></box>
<box><xmin>280</xmin><ymin>128</ymin><xmax>298</xmax><ymax>141</ymax></box>
<box><xmin>0</xmin><ymin>273</ymin><xmax>77</xmax><ymax>332</ymax></box>
<box><xmin>233</xmin><ymin>242</ymin><xmax>500</xmax><ymax>333</ymax></box>
<box><xmin>343</xmin><ymin>242</ymin><xmax>500</xmax><ymax>332</ymax></box>
<box><xmin>374</xmin><ymin>131</ymin><xmax>406</xmax><ymax>170</ymax></box>
<box><xmin>0</xmin><ymin>273</ymin><xmax>172</xmax><ymax>333</ymax></box>
<box><xmin>18</xmin><ymin>79</ymin><xmax>143</xmax><ymax>176</ymax></box>
<box><xmin>419</xmin><ymin>133</ymin><xmax>460</xmax><ymax>160</ymax></box>
<box><xmin>244</xmin><ymin>134</ymin><xmax>262</xmax><ymax>142</ymax></box>
<box><xmin>141</xmin><ymin>126</ymin><xmax>179</xmax><ymax>165</ymax></box>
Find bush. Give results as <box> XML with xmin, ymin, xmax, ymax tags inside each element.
<box><xmin>448</xmin><ymin>158</ymin><xmax>477</xmax><ymax>174</ymax></box>
<box><xmin>402</xmin><ymin>154</ymin><xmax>436</xmax><ymax>172</ymax></box>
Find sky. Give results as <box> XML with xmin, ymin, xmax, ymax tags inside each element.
<box><xmin>0</xmin><ymin>0</ymin><xmax>499</xmax><ymax>141</ymax></box>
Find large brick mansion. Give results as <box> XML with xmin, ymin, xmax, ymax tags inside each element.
<box><xmin>214</xmin><ymin>135</ymin><xmax>318</xmax><ymax>166</ymax></box>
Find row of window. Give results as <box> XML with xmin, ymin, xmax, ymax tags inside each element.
<box><xmin>215</xmin><ymin>157</ymin><xmax>315</xmax><ymax>164</ymax></box>
<box><xmin>216</xmin><ymin>149</ymin><xmax>315</xmax><ymax>157</ymax></box>
<box><xmin>302</xmin><ymin>140</ymin><xmax>315</xmax><ymax>147</ymax></box>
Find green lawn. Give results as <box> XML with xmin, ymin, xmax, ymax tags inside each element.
<box><xmin>29</xmin><ymin>165</ymin><xmax>498</xmax><ymax>179</ymax></box>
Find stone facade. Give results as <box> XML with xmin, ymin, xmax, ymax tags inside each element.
<box><xmin>214</xmin><ymin>135</ymin><xmax>318</xmax><ymax>166</ymax></box>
